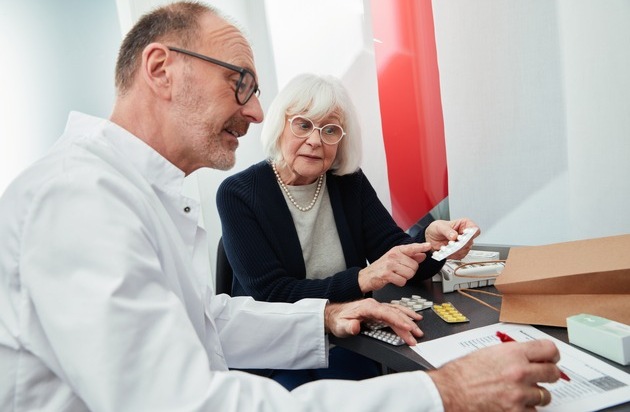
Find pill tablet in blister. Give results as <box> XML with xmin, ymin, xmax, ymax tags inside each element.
<box><xmin>431</xmin><ymin>227</ymin><xmax>479</xmax><ymax>261</ymax></box>
<box><xmin>362</xmin><ymin>294</ymin><xmax>436</xmax><ymax>346</ymax></box>
<box><xmin>361</xmin><ymin>329</ymin><xmax>405</xmax><ymax>346</ymax></box>
<box><xmin>432</xmin><ymin>303</ymin><xmax>469</xmax><ymax>323</ymax></box>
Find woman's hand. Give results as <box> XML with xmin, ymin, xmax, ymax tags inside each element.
<box><xmin>425</xmin><ymin>218</ymin><xmax>480</xmax><ymax>261</ymax></box>
<box><xmin>357</xmin><ymin>243</ymin><xmax>432</xmax><ymax>293</ymax></box>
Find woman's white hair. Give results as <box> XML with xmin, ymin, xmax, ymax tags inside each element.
<box><xmin>261</xmin><ymin>73</ymin><xmax>362</xmax><ymax>175</ymax></box>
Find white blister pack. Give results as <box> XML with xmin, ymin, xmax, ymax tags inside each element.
<box><xmin>431</xmin><ymin>227</ymin><xmax>479</xmax><ymax>261</ymax></box>
<box><xmin>361</xmin><ymin>295</ymin><xmax>432</xmax><ymax>346</ymax></box>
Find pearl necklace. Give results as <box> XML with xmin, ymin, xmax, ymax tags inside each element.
<box><xmin>272</xmin><ymin>163</ymin><xmax>323</xmax><ymax>212</ymax></box>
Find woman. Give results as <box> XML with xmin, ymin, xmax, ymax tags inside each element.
<box><xmin>216</xmin><ymin>73</ymin><xmax>478</xmax><ymax>388</ymax></box>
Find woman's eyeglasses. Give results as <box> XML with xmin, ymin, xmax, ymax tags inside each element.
<box><xmin>288</xmin><ymin>116</ymin><xmax>345</xmax><ymax>145</ymax></box>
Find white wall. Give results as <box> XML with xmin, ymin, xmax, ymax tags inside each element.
<box><xmin>0</xmin><ymin>0</ymin><xmax>120</xmax><ymax>194</ymax></box>
<box><xmin>433</xmin><ymin>0</ymin><xmax>630</xmax><ymax>246</ymax></box>
<box><xmin>558</xmin><ymin>1</ymin><xmax>630</xmax><ymax>240</ymax></box>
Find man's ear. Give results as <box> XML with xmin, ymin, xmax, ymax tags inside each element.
<box><xmin>140</xmin><ymin>43</ymin><xmax>173</xmax><ymax>99</ymax></box>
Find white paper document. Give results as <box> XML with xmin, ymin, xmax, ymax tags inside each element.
<box><xmin>410</xmin><ymin>323</ymin><xmax>630</xmax><ymax>412</ymax></box>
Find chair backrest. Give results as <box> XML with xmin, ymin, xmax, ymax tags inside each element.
<box><xmin>215</xmin><ymin>237</ymin><xmax>233</xmax><ymax>295</ymax></box>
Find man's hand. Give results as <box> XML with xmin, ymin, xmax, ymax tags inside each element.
<box><xmin>425</xmin><ymin>218</ymin><xmax>480</xmax><ymax>261</ymax></box>
<box><xmin>324</xmin><ymin>298</ymin><xmax>424</xmax><ymax>346</ymax></box>
<box><xmin>428</xmin><ymin>340</ymin><xmax>562</xmax><ymax>411</ymax></box>
<box><xmin>358</xmin><ymin>242</ymin><xmax>432</xmax><ymax>293</ymax></box>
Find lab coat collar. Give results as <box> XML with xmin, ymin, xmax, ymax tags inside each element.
<box><xmin>64</xmin><ymin>111</ymin><xmax>186</xmax><ymax>197</ymax></box>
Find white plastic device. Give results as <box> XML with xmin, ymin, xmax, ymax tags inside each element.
<box><xmin>460</xmin><ymin>250</ymin><xmax>500</xmax><ymax>263</ymax></box>
<box><xmin>433</xmin><ymin>250</ymin><xmax>504</xmax><ymax>293</ymax></box>
<box><xmin>444</xmin><ymin>260</ymin><xmax>505</xmax><ymax>277</ymax></box>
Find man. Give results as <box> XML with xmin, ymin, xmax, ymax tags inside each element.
<box><xmin>0</xmin><ymin>2</ymin><xmax>561</xmax><ymax>411</ymax></box>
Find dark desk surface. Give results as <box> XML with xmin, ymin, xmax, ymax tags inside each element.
<box><xmin>330</xmin><ymin>277</ymin><xmax>630</xmax><ymax>411</ymax></box>
<box><xmin>330</xmin><ymin>279</ymin><xmax>503</xmax><ymax>372</ymax></box>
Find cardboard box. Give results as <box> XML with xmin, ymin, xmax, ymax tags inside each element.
<box><xmin>494</xmin><ymin>234</ymin><xmax>630</xmax><ymax>327</ymax></box>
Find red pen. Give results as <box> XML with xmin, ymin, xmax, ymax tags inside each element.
<box><xmin>496</xmin><ymin>331</ymin><xmax>570</xmax><ymax>381</ymax></box>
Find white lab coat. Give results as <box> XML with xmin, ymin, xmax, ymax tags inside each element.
<box><xmin>0</xmin><ymin>112</ymin><xmax>443</xmax><ymax>411</ymax></box>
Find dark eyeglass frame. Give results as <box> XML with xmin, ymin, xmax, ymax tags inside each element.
<box><xmin>288</xmin><ymin>116</ymin><xmax>346</xmax><ymax>145</ymax></box>
<box><xmin>167</xmin><ymin>46</ymin><xmax>260</xmax><ymax>105</ymax></box>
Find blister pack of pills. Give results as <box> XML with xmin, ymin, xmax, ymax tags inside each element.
<box><xmin>363</xmin><ymin>295</ymin><xmax>433</xmax><ymax>331</ymax></box>
<box><xmin>431</xmin><ymin>227</ymin><xmax>479</xmax><ymax>261</ymax></box>
<box><xmin>361</xmin><ymin>328</ymin><xmax>405</xmax><ymax>346</ymax></box>
<box><xmin>361</xmin><ymin>295</ymin><xmax>433</xmax><ymax>346</ymax></box>
<box><xmin>390</xmin><ymin>295</ymin><xmax>434</xmax><ymax>312</ymax></box>
<box><xmin>432</xmin><ymin>302</ymin><xmax>469</xmax><ymax>323</ymax></box>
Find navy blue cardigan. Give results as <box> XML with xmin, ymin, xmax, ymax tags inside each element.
<box><xmin>216</xmin><ymin>161</ymin><xmax>444</xmax><ymax>303</ymax></box>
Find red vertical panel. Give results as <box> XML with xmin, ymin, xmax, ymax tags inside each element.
<box><xmin>370</xmin><ymin>0</ymin><xmax>448</xmax><ymax>229</ymax></box>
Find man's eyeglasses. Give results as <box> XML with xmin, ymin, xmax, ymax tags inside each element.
<box><xmin>168</xmin><ymin>46</ymin><xmax>260</xmax><ymax>105</ymax></box>
<box><xmin>288</xmin><ymin>116</ymin><xmax>345</xmax><ymax>145</ymax></box>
